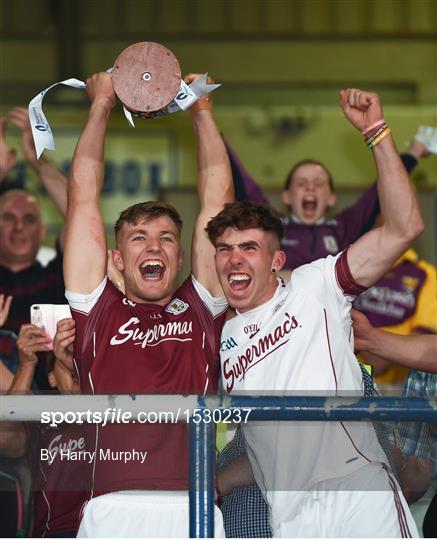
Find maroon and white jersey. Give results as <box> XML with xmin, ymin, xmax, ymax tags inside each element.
<box><xmin>27</xmin><ymin>423</ymin><xmax>92</xmax><ymax>537</ymax></box>
<box><xmin>65</xmin><ymin>276</ymin><xmax>227</xmax><ymax>494</ymax></box>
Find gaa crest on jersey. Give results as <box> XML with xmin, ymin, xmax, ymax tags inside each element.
<box><xmin>165</xmin><ymin>298</ymin><xmax>189</xmax><ymax>315</ymax></box>
<box><xmin>323</xmin><ymin>235</ymin><xmax>338</xmax><ymax>254</ymax></box>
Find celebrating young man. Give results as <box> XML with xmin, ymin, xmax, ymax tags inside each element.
<box><xmin>64</xmin><ymin>72</ymin><xmax>232</xmax><ymax>537</ymax></box>
<box><xmin>207</xmin><ymin>89</ymin><xmax>424</xmax><ymax>537</ymax></box>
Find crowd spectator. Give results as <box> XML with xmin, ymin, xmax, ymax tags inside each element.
<box><xmin>226</xmin><ymin>127</ymin><xmax>433</xmax><ymax>272</ymax></box>
<box><xmin>353</xmin><ymin>246</ymin><xmax>436</xmax><ymax>389</ymax></box>
<box><xmin>0</xmin><ymin>319</ymin><xmax>89</xmax><ymax>537</ymax></box>
<box><xmin>0</xmin><ymin>108</ymin><xmax>68</xmax><ymax>390</ymax></box>
<box><xmin>353</xmin><ymin>310</ymin><xmax>437</xmax><ymax>374</ymax></box>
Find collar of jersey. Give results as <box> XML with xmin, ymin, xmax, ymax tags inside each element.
<box><xmin>290</xmin><ymin>213</ymin><xmax>325</xmax><ymax>225</ymax></box>
<box><xmin>235</xmin><ymin>278</ymin><xmax>284</xmax><ymax>318</ymax></box>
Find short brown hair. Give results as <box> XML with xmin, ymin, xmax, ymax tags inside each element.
<box><xmin>114</xmin><ymin>201</ymin><xmax>183</xmax><ymax>243</ymax></box>
<box><xmin>284</xmin><ymin>159</ymin><xmax>334</xmax><ymax>192</ymax></box>
<box><xmin>206</xmin><ymin>201</ymin><xmax>283</xmax><ymax>246</ymax></box>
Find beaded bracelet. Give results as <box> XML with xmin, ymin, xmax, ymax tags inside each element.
<box><xmin>367</xmin><ymin>127</ymin><xmax>391</xmax><ymax>149</ymax></box>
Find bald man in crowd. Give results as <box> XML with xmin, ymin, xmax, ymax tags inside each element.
<box><xmin>0</xmin><ymin>109</ymin><xmax>67</xmax><ymax>389</ymax></box>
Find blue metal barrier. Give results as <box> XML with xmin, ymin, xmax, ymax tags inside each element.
<box><xmin>1</xmin><ymin>393</ymin><xmax>435</xmax><ymax>537</ymax></box>
<box><xmin>189</xmin><ymin>410</ymin><xmax>216</xmax><ymax>538</ymax></box>
<box><xmin>189</xmin><ymin>396</ymin><xmax>437</xmax><ymax>538</ymax></box>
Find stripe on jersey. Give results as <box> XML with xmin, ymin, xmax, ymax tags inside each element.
<box><xmin>335</xmin><ymin>250</ymin><xmax>367</xmax><ymax>296</ymax></box>
<box><xmin>383</xmin><ymin>463</ymin><xmax>413</xmax><ymax>538</ymax></box>
<box><xmin>323</xmin><ymin>309</ymin><xmax>337</xmax><ymax>391</ymax></box>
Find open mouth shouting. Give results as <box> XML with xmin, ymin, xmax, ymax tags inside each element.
<box><xmin>302</xmin><ymin>196</ymin><xmax>317</xmax><ymax>216</ymax></box>
<box><xmin>228</xmin><ymin>273</ymin><xmax>251</xmax><ymax>292</ymax></box>
<box><xmin>139</xmin><ymin>260</ymin><xmax>166</xmax><ymax>281</ymax></box>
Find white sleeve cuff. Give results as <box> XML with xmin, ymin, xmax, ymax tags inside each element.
<box><xmin>191</xmin><ymin>275</ymin><xmax>228</xmax><ymax>317</ymax></box>
<box><xmin>65</xmin><ymin>277</ymin><xmax>107</xmax><ymax>315</ymax></box>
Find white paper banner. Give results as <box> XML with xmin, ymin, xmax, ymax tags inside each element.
<box><xmin>28</xmin><ymin>78</ymin><xmax>87</xmax><ymax>159</ymax></box>
<box><xmin>29</xmin><ymin>73</ymin><xmax>220</xmax><ymax>159</ymax></box>
<box><xmin>124</xmin><ymin>74</ymin><xmax>221</xmax><ymax>123</ymax></box>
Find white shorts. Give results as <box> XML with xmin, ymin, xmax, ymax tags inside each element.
<box><xmin>274</xmin><ymin>463</ymin><xmax>418</xmax><ymax>538</ymax></box>
<box><xmin>77</xmin><ymin>490</ymin><xmax>225</xmax><ymax>538</ymax></box>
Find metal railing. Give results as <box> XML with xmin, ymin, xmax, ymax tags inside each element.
<box><xmin>1</xmin><ymin>394</ymin><xmax>436</xmax><ymax>537</ymax></box>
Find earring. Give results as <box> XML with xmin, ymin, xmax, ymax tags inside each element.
<box><xmin>272</xmin><ymin>268</ymin><xmax>276</xmax><ymax>273</ymax></box>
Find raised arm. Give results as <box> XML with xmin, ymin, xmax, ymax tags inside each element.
<box><xmin>340</xmin><ymin>89</ymin><xmax>424</xmax><ymax>287</ymax></box>
<box><xmin>9</xmin><ymin>107</ymin><xmax>68</xmax><ymax>218</ymax></box>
<box><xmin>337</xmin><ymin>135</ymin><xmax>427</xmax><ymax>246</ymax></box>
<box><xmin>224</xmin><ymin>138</ymin><xmax>270</xmax><ymax>206</ymax></box>
<box><xmin>352</xmin><ymin>310</ymin><xmax>437</xmax><ymax>374</ymax></box>
<box><xmin>0</xmin><ymin>117</ymin><xmax>17</xmax><ymax>182</ymax></box>
<box><xmin>188</xmin><ymin>75</ymin><xmax>234</xmax><ymax>296</ymax></box>
<box><xmin>64</xmin><ymin>73</ymin><xmax>116</xmax><ymax>294</ymax></box>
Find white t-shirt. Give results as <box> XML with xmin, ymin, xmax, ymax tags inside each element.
<box><xmin>219</xmin><ymin>253</ymin><xmax>388</xmax><ymax>530</ymax></box>
<box><xmin>36</xmin><ymin>245</ymin><xmax>57</xmax><ymax>266</ymax></box>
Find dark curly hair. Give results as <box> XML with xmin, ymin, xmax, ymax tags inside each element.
<box><xmin>206</xmin><ymin>201</ymin><xmax>283</xmax><ymax>246</ymax></box>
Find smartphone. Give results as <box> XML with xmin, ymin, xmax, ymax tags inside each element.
<box><xmin>30</xmin><ymin>304</ymin><xmax>72</xmax><ymax>343</ymax></box>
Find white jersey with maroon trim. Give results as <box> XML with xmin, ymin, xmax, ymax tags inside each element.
<box><xmin>219</xmin><ymin>252</ymin><xmax>388</xmax><ymax>530</ymax></box>
<box><xmin>65</xmin><ymin>275</ymin><xmax>227</xmax><ymax>495</ymax></box>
